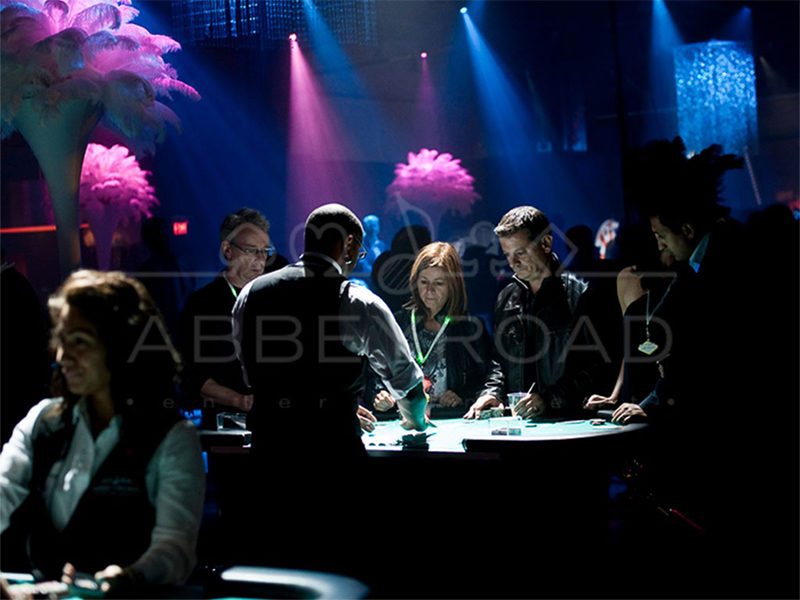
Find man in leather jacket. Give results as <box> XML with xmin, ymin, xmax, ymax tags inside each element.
<box><xmin>465</xmin><ymin>206</ymin><xmax>613</xmax><ymax>419</ymax></box>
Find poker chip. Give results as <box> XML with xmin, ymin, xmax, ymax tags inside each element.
<box><xmin>401</xmin><ymin>432</ymin><xmax>429</xmax><ymax>448</ymax></box>
<box><xmin>478</xmin><ymin>407</ymin><xmax>504</xmax><ymax>419</ymax></box>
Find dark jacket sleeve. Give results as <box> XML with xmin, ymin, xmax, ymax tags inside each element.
<box><xmin>478</xmin><ymin>286</ymin><xmax>514</xmax><ymax>403</ymax></box>
<box><xmin>544</xmin><ymin>284</ymin><xmax>617</xmax><ymax>413</ymax></box>
<box><xmin>446</xmin><ymin>314</ymin><xmax>493</xmax><ymax>402</ymax></box>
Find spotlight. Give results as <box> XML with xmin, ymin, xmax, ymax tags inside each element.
<box><xmin>289</xmin><ymin>32</ymin><xmax>297</xmax><ymax>41</ymax></box>
<box><xmin>460</xmin><ymin>6</ymin><xmax>467</xmax><ymax>14</ymax></box>
<box><xmin>420</xmin><ymin>51</ymin><xmax>428</xmax><ymax>59</ymax></box>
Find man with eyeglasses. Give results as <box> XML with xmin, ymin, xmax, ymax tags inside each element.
<box><xmin>178</xmin><ymin>207</ymin><xmax>278</xmax><ymax>429</ymax></box>
<box><xmin>230</xmin><ymin>203</ymin><xmax>428</xmax><ymax>572</ymax></box>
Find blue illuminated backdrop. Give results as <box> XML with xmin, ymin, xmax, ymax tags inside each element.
<box><xmin>674</xmin><ymin>40</ymin><xmax>758</xmax><ymax>156</ymax></box>
<box><xmin>171</xmin><ymin>0</ymin><xmax>377</xmax><ymax>49</ymax></box>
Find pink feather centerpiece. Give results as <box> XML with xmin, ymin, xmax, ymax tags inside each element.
<box><xmin>386</xmin><ymin>148</ymin><xmax>480</xmax><ymax>237</ymax></box>
<box><xmin>1</xmin><ymin>0</ymin><xmax>199</xmax><ymax>277</ymax></box>
<box><xmin>79</xmin><ymin>142</ymin><xmax>157</xmax><ymax>270</ymax></box>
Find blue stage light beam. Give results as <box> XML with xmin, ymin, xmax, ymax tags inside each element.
<box><xmin>129</xmin><ymin>4</ymin><xmax>288</xmax><ymax>274</ymax></box>
<box><xmin>462</xmin><ymin>11</ymin><xmax>565</xmax><ymax>216</ymax></box>
<box><xmin>301</xmin><ymin>0</ymin><xmax>398</xmax><ymax>157</ymax></box>
<box><xmin>718</xmin><ymin>6</ymin><xmax>753</xmax><ymax>43</ymax></box>
<box><xmin>463</xmin><ymin>16</ymin><xmax>535</xmax><ymax>164</ymax></box>
<box><xmin>647</xmin><ymin>0</ymin><xmax>684</xmax><ymax>141</ymax></box>
<box><xmin>464</xmin><ymin>1</ymin><xmax>487</xmax><ymax>22</ymax></box>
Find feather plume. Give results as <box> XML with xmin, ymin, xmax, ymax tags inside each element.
<box><xmin>79</xmin><ymin>141</ymin><xmax>158</xmax><ymax>224</ymax></box>
<box><xmin>385</xmin><ymin>148</ymin><xmax>480</xmax><ymax>216</ymax></box>
<box><xmin>1</xmin><ymin>0</ymin><xmax>199</xmax><ymax>146</ymax></box>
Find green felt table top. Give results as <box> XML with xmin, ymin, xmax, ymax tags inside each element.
<box><xmin>362</xmin><ymin>416</ymin><xmax>633</xmax><ymax>453</ymax></box>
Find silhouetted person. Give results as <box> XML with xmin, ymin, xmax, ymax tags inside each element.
<box><xmin>606</xmin><ymin>137</ymin><xmax>797</xmax><ymax>598</ymax></box>
<box><xmin>370</xmin><ymin>224</ymin><xmax>431</xmax><ymax>313</ymax></box>
<box><xmin>564</xmin><ymin>224</ymin><xmax>597</xmax><ymax>276</ymax></box>
<box><xmin>357</xmin><ymin>214</ymin><xmax>386</xmax><ymax>274</ymax></box>
<box><xmin>231</xmin><ymin>204</ymin><xmax>428</xmax><ymax>573</ymax></box>
<box><xmin>461</xmin><ymin>221</ymin><xmax>505</xmax><ymax>328</ymax></box>
<box><xmin>0</xmin><ymin>258</ymin><xmax>50</xmax><ymax>445</ymax></box>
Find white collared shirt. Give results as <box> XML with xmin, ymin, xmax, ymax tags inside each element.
<box><xmin>0</xmin><ymin>399</ymin><xmax>205</xmax><ymax>585</ymax></box>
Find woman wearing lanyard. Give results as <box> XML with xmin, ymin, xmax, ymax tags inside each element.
<box><xmin>366</xmin><ymin>242</ymin><xmax>491</xmax><ymax>413</ymax></box>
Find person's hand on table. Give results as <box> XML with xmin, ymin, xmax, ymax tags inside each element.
<box><xmin>399</xmin><ymin>400</ymin><xmax>435</xmax><ymax>431</ymax></box>
<box><xmin>512</xmin><ymin>392</ymin><xmax>546</xmax><ymax>419</ymax></box>
<box><xmin>463</xmin><ymin>394</ymin><xmax>499</xmax><ymax>419</ymax></box>
<box><xmin>357</xmin><ymin>405</ymin><xmax>377</xmax><ymax>432</ymax></box>
<box><xmin>62</xmin><ymin>562</ymin><xmax>139</xmax><ymax>597</ymax></box>
<box><xmin>400</xmin><ymin>414</ymin><xmax>435</xmax><ymax>431</ymax></box>
<box><xmin>611</xmin><ymin>402</ymin><xmax>647</xmax><ymax>424</ymax></box>
<box><xmin>0</xmin><ymin>578</ymin><xmax>17</xmax><ymax>600</ymax></box>
<box><xmin>372</xmin><ymin>390</ymin><xmax>396</xmax><ymax>412</ymax></box>
<box><xmin>201</xmin><ymin>379</ymin><xmax>253</xmax><ymax>412</ymax></box>
<box><xmin>438</xmin><ymin>390</ymin><xmax>463</xmax><ymax>408</ymax></box>
<box><xmin>233</xmin><ymin>393</ymin><xmax>254</xmax><ymax>412</ymax></box>
<box><xmin>584</xmin><ymin>393</ymin><xmax>618</xmax><ymax>409</ymax></box>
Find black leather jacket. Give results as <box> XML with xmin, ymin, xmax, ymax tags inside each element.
<box><xmin>481</xmin><ymin>270</ymin><xmax>611</xmax><ymax>415</ymax></box>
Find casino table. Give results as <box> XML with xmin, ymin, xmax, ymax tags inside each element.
<box><xmin>1</xmin><ymin>567</ymin><xmax>369</xmax><ymax>599</ymax></box>
<box><xmin>199</xmin><ymin>408</ymin><xmax>647</xmax><ymax>456</ymax></box>
<box><xmin>362</xmin><ymin>414</ymin><xmax>645</xmax><ymax>454</ymax></box>
<box><xmin>199</xmin><ymin>413</ymin><xmax>649</xmax><ymax>598</ymax></box>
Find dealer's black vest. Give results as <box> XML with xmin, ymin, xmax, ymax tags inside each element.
<box><xmin>240</xmin><ymin>258</ymin><xmax>365</xmax><ymax>459</ymax></box>
<box><xmin>1</xmin><ymin>401</ymin><xmax>175</xmax><ymax>578</ymax></box>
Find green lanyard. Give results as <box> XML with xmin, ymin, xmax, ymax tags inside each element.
<box><xmin>223</xmin><ymin>273</ymin><xmax>239</xmax><ymax>299</ymax></box>
<box><xmin>410</xmin><ymin>309</ymin><xmax>451</xmax><ymax>365</ymax></box>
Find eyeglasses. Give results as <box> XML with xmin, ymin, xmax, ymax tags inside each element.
<box><xmin>230</xmin><ymin>241</ymin><xmax>275</xmax><ymax>258</ymax></box>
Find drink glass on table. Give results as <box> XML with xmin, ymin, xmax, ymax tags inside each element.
<box><xmin>507</xmin><ymin>392</ymin><xmax>526</xmax><ymax>414</ymax></box>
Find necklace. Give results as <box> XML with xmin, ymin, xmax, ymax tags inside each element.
<box><xmin>410</xmin><ymin>309</ymin><xmax>451</xmax><ymax>365</ymax></box>
<box><xmin>638</xmin><ymin>277</ymin><xmax>676</xmax><ymax>355</ymax></box>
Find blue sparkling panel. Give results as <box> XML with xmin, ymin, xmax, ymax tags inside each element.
<box><xmin>674</xmin><ymin>40</ymin><xmax>758</xmax><ymax>155</ymax></box>
<box><xmin>171</xmin><ymin>0</ymin><xmax>377</xmax><ymax>49</ymax></box>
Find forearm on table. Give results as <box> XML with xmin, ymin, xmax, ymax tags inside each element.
<box><xmin>557</xmin><ymin>351</ymin><xmax>618</xmax><ymax>409</ymax></box>
<box><xmin>396</xmin><ymin>382</ymin><xmax>428</xmax><ymax>425</ymax></box>
<box><xmin>200</xmin><ymin>379</ymin><xmax>247</xmax><ymax>408</ymax></box>
<box><xmin>129</xmin><ymin>536</ymin><xmax>196</xmax><ymax>585</ymax></box>
<box><xmin>479</xmin><ymin>359</ymin><xmax>506</xmax><ymax>402</ymax></box>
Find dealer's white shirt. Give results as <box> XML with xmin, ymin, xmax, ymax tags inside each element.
<box><xmin>0</xmin><ymin>398</ymin><xmax>205</xmax><ymax>585</ymax></box>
